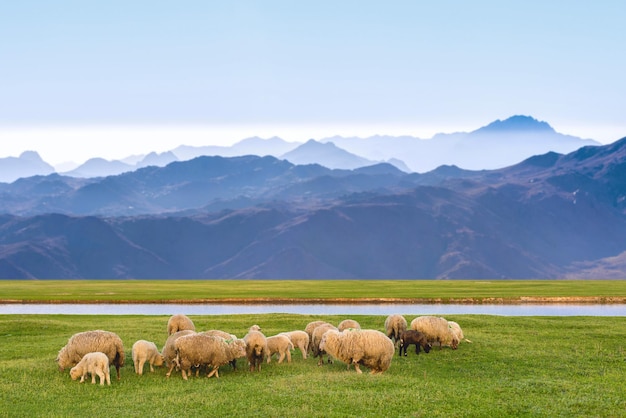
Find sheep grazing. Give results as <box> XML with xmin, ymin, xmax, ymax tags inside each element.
<box><xmin>311</xmin><ymin>323</ymin><xmax>338</xmax><ymax>366</ymax></box>
<box><xmin>280</xmin><ymin>330</ymin><xmax>310</xmax><ymax>359</ymax></box>
<box><xmin>69</xmin><ymin>351</ymin><xmax>111</xmax><ymax>385</ymax></box>
<box><xmin>319</xmin><ymin>328</ymin><xmax>395</xmax><ymax>374</ymax></box>
<box><xmin>162</xmin><ymin>329</ymin><xmax>196</xmax><ymax>377</ymax></box>
<box><xmin>337</xmin><ymin>319</ymin><xmax>361</xmax><ymax>331</ymax></box>
<box><xmin>167</xmin><ymin>314</ymin><xmax>195</xmax><ymax>336</ymax></box>
<box><xmin>304</xmin><ymin>321</ymin><xmax>327</xmax><ymax>354</ymax></box>
<box><xmin>398</xmin><ymin>330</ymin><xmax>431</xmax><ymax>356</ymax></box>
<box><xmin>201</xmin><ymin>330</ymin><xmax>240</xmax><ymax>369</ymax></box>
<box><xmin>56</xmin><ymin>330</ymin><xmax>125</xmax><ymax>380</ymax></box>
<box><xmin>132</xmin><ymin>340</ymin><xmax>165</xmax><ymax>375</ymax></box>
<box><xmin>266</xmin><ymin>334</ymin><xmax>294</xmax><ymax>364</ymax></box>
<box><xmin>243</xmin><ymin>330</ymin><xmax>269</xmax><ymax>372</ymax></box>
<box><xmin>175</xmin><ymin>333</ymin><xmax>246</xmax><ymax>380</ymax></box>
<box><xmin>410</xmin><ymin>316</ymin><xmax>459</xmax><ymax>350</ymax></box>
<box><xmin>448</xmin><ymin>321</ymin><xmax>472</xmax><ymax>344</ymax></box>
<box><xmin>384</xmin><ymin>314</ymin><xmax>408</xmax><ymax>347</ymax></box>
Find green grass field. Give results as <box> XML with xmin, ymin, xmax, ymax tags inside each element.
<box><xmin>1</xmin><ymin>313</ymin><xmax>625</xmax><ymax>417</ymax></box>
<box><xmin>2</xmin><ymin>280</ymin><xmax>626</xmax><ymax>302</ymax></box>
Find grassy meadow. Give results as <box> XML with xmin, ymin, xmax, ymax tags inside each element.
<box><xmin>0</xmin><ymin>313</ymin><xmax>625</xmax><ymax>417</ymax></box>
<box><xmin>2</xmin><ymin>279</ymin><xmax>626</xmax><ymax>302</ymax></box>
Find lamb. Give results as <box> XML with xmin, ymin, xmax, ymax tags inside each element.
<box><xmin>175</xmin><ymin>333</ymin><xmax>246</xmax><ymax>380</ymax></box>
<box><xmin>131</xmin><ymin>340</ymin><xmax>164</xmax><ymax>375</ymax></box>
<box><xmin>338</xmin><ymin>319</ymin><xmax>361</xmax><ymax>331</ymax></box>
<box><xmin>384</xmin><ymin>314</ymin><xmax>408</xmax><ymax>347</ymax></box>
<box><xmin>311</xmin><ymin>323</ymin><xmax>338</xmax><ymax>366</ymax></box>
<box><xmin>243</xmin><ymin>330</ymin><xmax>269</xmax><ymax>372</ymax></box>
<box><xmin>162</xmin><ymin>329</ymin><xmax>196</xmax><ymax>377</ymax></box>
<box><xmin>167</xmin><ymin>314</ymin><xmax>195</xmax><ymax>336</ymax></box>
<box><xmin>56</xmin><ymin>330</ymin><xmax>125</xmax><ymax>380</ymax></box>
<box><xmin>248</xmin><ymin>324</ymin><xmax>262</xmax><ymax>332</ymax></box>
<box><xmin>448</xmin><ymin>321</ymin><xmax>472</xmax><ymax>344</ymax></box>
<box><xmin>319</xmin><ymin>328</ymin><xmax>395</xmax><ymax>374</ymax></box>
<box><xmin>410</xmin><ymin>316</ymin><xmax>459</xmax><ymax>350</ymax></box>
<box><xmin>279</xmin><ymin>330</ymin><xmax>310</xmax><ymax>359</ymax></box>
<box><xmin>69</xmin><ymin>352</ymin><xmax>111</xmax><ymax>385</ymax></box>
<box><xmin>398</xmin><ymin>330</ymin><xmax>432</xmax><ymax>356</ymax></box>
<box><xmin>266</xmin><ymin>334</ymin><xmax>294</xmax><ymax>364</ymax></box>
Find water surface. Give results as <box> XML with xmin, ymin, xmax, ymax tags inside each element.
<box><xmin>2</xmin><ymin>303</ymin><xmax>625</xmax><ymax>316</ymax></box>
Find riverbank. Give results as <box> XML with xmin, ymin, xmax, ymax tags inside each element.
<box><xmin>2</xmin><ymin>280</ymin><xmax>626</xmax><ymax>304</ymax></box>
<box><xmin>3</xmin><ymin>296</ymin><xmax>626</xmax><ymax>304</ymax></box>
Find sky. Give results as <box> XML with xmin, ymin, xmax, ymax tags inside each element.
<box><xmin>1</xmin><ymin>1</ymin><xmax>624</xmax><ymax>166</ymax></box>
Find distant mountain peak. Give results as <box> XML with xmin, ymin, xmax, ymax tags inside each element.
<box><xmin>474</xmin><ymin>115</ymin><xmax>555</xmax><ymax>134</ymax></box>
<box><xmin>19</xmin><ymin>150</ymin><xmax>45</xmax><ymax>161</ymax></box>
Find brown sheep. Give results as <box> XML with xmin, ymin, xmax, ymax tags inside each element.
<box><xmin>398</xmin><ymin>330</ymin><xmax>431</xmax><ymax>356</ymax></box>
<box><xmin>175</xmin><ymin>333</ymin><xmax>246</xmax><ymax>380</ymax></box>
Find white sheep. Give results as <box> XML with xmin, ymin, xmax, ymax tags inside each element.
<box><xmin>132</xmin><ymin>340</ymin><xmax>164</xmax><ymax>375</ymax></box>
<box><xmin>410</xmin><ymin>316</ymin><xmax>459</xmax><ymax>350</ymax></box>
<box><xmin>266</xmin><ymin>334</ymin><xmax>294</xmax><ymax>364</ymax></box>
<box><xmin>337</xmin><ymin>319</ymin><xmax>361</xmax><ymax>331</ymax></box>
<box><xmin>56</xmin><ymin>330</ymin><xmax>125</xmax><ymax>380</ymax></box>
<box><xmin>175</xmin><ymin>334</ymin><xmax>246</xmax><ymax>380</ymax></box>
<box><xmin>279</xmin><ymin>330</ymin><xmax>310</xmax><ymax>359</ymax></box>
<box><xmin>384</xmin><ymin>314</ymin><xmax>408</xmax><ymax>347</ymax></box>
<box><xmin>162</xmin><ymin>329</ymin><xmax>196</xmax><ymax>377</ymax></box>
<box><xmin>319</xmin><ymin>328</ymin><xmax>395</xmax><ymax>374</ymax></box>
<box><xmin>69</xmin><ymin>352</ymin><xmax>111</xmax><ymax>385</ymax></box>
<box><xmin>448</xmin><ymin>320</ymin><xmax>472</xmax><ymax>344</ymax></box>
<box><xmin>311</xmin><ymin>323</ymin><xmax>338</xmax><ymax>366</ymax></box>
<box><xmin>167</xmin><ymin>314</ymin><xmax>195</xmax><ymax>336</ymax></box>
<box><xmin>304</xmin><ymin>321</ymin><xmax>327</xmax><ymax>354</ymax></box>
<box><xmin>243</xmin><ymin>330</ymin><xmax>268</xmax><ymax>372</ymax></box>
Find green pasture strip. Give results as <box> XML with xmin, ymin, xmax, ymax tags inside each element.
<box><xmin>0</xmin><ymin>314</ymin><xmax>624</xmax><ymax>417</ymax></box>
<box><xmin>2</xmin><ymin>280</ymin><xmax>626</xmax><ymax>303</ymax></box>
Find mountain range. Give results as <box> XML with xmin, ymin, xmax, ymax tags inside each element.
<box><xmin>1</xmin><ymin>132</ymin><xmax>625</xmax><ymax>279</ymax></box>
<box><xmin>0</xmin><ymin>116</ymin><xmax>598</xmax><ymax>183</ymax></box>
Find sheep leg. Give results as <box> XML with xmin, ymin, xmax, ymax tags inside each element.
<box><xmin>80</xmin><ymin>373</ymin><xmax>86</xmax><ymax>383</ymax></box>
<box><xmin>105</xmin><ymin>370</ymin><xmax>111</xmax><ymax>385</ymax></box>
<box><xmin>138</xmin><ymin>359</ymin><xmax>145</xmax><ymax>375</ymax></box>
<box><xmin>353</xmin><ymin>362</ymin><xmax>363</xmax><ymax>374</ymax></box>
<box><xmin>96</xmin><ymin>371</ymin><xmax>105</xmax><ymax>385</ymax></box>
<box><xmin>181</xmin><ymin>368</ymin><xmax>188</xmax><ymax>381</ymax></box>
<box><xmin>286</xmin><ymin>350</ymin><xmax>291</xmax><ymax>363</ymax></box>
<box><xmin>149</xmin><ymin>361</ymin><xmax>155</xmax><ymax>373</ymax></box>
<box><xmin>115</xmin><ymin>364</ymin><xmax>121</xmax><ymax>380</ymax></box>
<box><xmin>166</xmin><ymin>363</ymin><xmax>176</xmax><ymax>377</ymax></box>
<box><xmin>91</xmin><ymin>372</ymin><xmax>96</xmax><ymax>384</ymax></box>
<box><xmin>278</xmin><ymin>351</ymin><xmax>285</xmax><ymax>363</ymax></box>
<box><xmin>207</xmin><ymin>367</ymin><xmax>219</xmax><ymax>379</ymax></box>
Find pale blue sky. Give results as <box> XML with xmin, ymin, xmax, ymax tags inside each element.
<box><xmin>0</xmin><ymin>1</ymin><xmax>624</xmax><ymax>164</ymax></box>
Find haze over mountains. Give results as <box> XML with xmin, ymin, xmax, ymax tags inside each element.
<box><xmin>0</xmin><ymin>116</ymin><xmax>598</xmax><ymax>183</ymax></box>
<box><xmin>0</xmin><ymin>116</ymin><xmax>625</xmax><ymax>279</ymax></box>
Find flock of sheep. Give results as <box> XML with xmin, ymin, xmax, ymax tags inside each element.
<box><xmin>56</xmin><ymin>313</ymin><xmax>468</xmax><ymax>385</ymax></box>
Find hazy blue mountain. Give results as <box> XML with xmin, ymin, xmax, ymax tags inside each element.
<box><xmin>323</xmin><ymin>115</ymin><xmax>600</xmax><ymax>172</ymax></box>
<box><xmin>0</xmin><ymin>151</ymin><xmax>55</xmax><ymax>183</ymax></box>
<box><xmin>1</xmin><ymin>137</ymin><xmax>626</xmax><ymax>279</ymax></box>
<box><xmin>136</xmin><ymin>151</ymin><xmax>178</xmax><ymax>168</ymax></box>
<box><xmin>62</xmin><ymin>158</ymin><xmax>135</xmax><ymax>178</ymax></box>
<box><xmin>172</xmin><ymin>136</ymin><xmax>300</xmax><ymax>161</ymax></box>
<box><xmin>280</xmin><ymin>139</ymin><xmax>376</xmax><ymax>169</ymax></box>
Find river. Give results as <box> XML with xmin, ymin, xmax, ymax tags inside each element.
<box><xmin>1</xmin><ymin>303</ymin><xmax>626</xmax><ymax>316</ymax></box>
